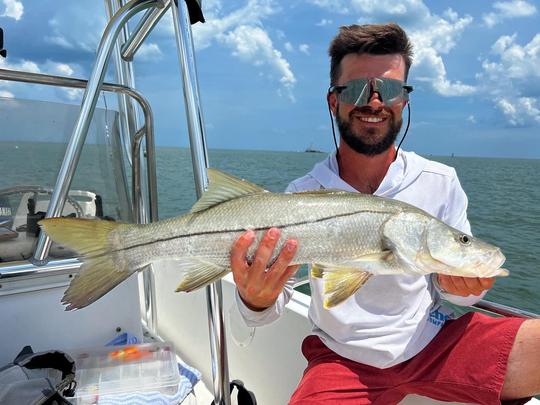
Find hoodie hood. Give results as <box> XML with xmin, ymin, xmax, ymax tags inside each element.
<box><xmin>307</xmin><ymin>149</ymin><xmax>427</xmax><ymax>197</ymax></box>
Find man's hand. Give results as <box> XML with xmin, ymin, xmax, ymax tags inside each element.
<box><xmin>437</xmin><ymin>275</ymin><xmax>495</xmax><ymax>297</ymax></box>
<box><xmin>231</xmin><ymin>228</ymin><xmax>299</xmax><ymax>312</ymax></box>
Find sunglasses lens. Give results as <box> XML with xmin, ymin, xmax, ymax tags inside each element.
<box><xmin>339</xmin><ymin>79</ymin><xmax>369</xmax><ymax>105</ymax></box>
<box><xmin>338</xmin><ymin>78</ymin><xmax>407</xmax><ymax>106</ymax></box>
<box><xmin>376</xmin><ymin>78</ymin><xmax>407</xmax><ymax>105</ymax></box>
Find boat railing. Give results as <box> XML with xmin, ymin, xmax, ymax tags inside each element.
<box><xmin>0</xmin><ymin>66</ymin><xmax>158</xmax><ymax>330</ymax></box>
<box><xmin>293</xmin><ymin>277</ymin><xmax>540</xmax><ymax>319</ymax></box>
<box><xmin>2</xmin><ymin>1</ymin><xmax>231</xmax><ymax>403</ymax></box>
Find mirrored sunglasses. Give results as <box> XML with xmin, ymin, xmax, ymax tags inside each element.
<box><xmin>329</xmin><ymin>77</ymin><xmax>413</xmax><ymax>107</ymax></box>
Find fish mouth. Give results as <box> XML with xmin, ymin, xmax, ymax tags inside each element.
<box><xmin>421</xmin><ymin>247</ymin><xmax>508</xmax><ymax>278</ymax></box>
<box><xmin>465</xmin><ymin>248</ymin><xmax>507</xmax><ymax>277</ymax></box>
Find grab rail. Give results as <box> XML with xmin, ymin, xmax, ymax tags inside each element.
<box><xmin>0</xmin><ymin>69</ymin><xmax>158</xmax><ymax>224</ymax></box>
<box><xmin>171</xmin><ymin>1</ymin><xmax>231</xmax><ymax>404</ymax></box>
<box><xmin>473</xmin><ymin>299</ymin><xmax>539</xmax><ymax>319</ymax></box>
<box><xmin>292</xmin><ymin>277</ymin><xmax>539</xmax><ymax>319</ymax></box>
<box><xmin>31</xmin><ymin>0</ymin><xmax>160</xmax><ymax>265</ymax></box>
<box><xmin>121</xmin><ymin>0</ymin><xmax>170</xmax><ymax>61</ymax></box>
<box><xmin>0</xmin><ymin>63</ymin><xmax>158</xmax><ymax>331</ymax></box>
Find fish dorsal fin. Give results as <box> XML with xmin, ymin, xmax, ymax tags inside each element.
<box><xmin>190</xmin><ymin>168</ymin><xmax>267</xmax><ymax>213</ymax></box>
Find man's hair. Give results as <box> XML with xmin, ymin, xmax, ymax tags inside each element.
<box><xmin>329</xmin><ymin>23</ymin><xmax>413</xmax><ymax>85</ymax></box>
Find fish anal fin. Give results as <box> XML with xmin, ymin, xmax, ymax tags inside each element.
<box><xmin>311</xmin><ymin>263</ymin><xmax>372</xmax><ymax>308</ymax></box>
<box><xmin>175</xmin><ymin>257</ymin><xmax>230</xmax><ymax>292</ymax></box>
<box><xmin>190</xmin><ymin>169</ymin><xmax>267</xmax><ymax>213</ymax></box>
<box><xmin>320</xmin><ymin>266</ymin><xmax>372</xmax><ymax>309</ymax></box>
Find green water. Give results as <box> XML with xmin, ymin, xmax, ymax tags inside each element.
<box><xmin>1</xmin><ymin>142</ymin><xmax>539</xmax><ymax>314</ymax></box>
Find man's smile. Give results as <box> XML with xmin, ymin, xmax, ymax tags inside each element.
<box><xmin>357</xmin><ymin>116</ymin><xmax>385</xmax><ymax>124</ymax></box>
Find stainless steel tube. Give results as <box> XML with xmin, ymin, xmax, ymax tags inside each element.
<box><xmin>474</xmin><ymin>299</ymin><xmax>539</xmax><ymax>319</ymax></box>
<box><xmin>132</xmin><ymin>126</ymin><xmax>147</xmax><ymax>221</ymax></box>
<box><xmin>0</xmin><ymin>259</ymin><xmax>81</xmax><ymax>279</ymax></box>
<box><xmin>121</xmin><ymin>0</ymin><xmax>171</xmax><ymax>61</ymax></box>
<box><xmin>31</xmin><ymin>0</ymin><xmax>159</xmax><ymax>264</ymax></box>
<box><xmin>171</xmin><ymin>1</ymin><xmax>231</xmax><ymax>404</ymax></box>
<box><xmin>0</xmin><ymin>68</ymin><xmax>159</xmax><ymax>223</ymax></box>
<box><xmin>104</xmin><ymin>0</ymin><xmax>141</xmax><ymax>168</ymax></box>
<box><xmin>113</xmin><ymin>0</ymin><xmax>161</xmax><ymax>333</ymax></box>
<box><xmin>108</xmin><ymin>0</ymin><xmax>159</xmax><ymax>225</ymax></box>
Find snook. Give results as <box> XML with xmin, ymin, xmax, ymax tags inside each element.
<box><xmin>39</xmin><ymin>169</ymin><xmax>508</xmax><ymax>310</ymax></box>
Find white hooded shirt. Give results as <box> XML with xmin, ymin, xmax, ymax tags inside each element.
<box><xmin>236</xmin><ymin>150</ymin><xmax>486</xmax><ymax>368</ymax></box>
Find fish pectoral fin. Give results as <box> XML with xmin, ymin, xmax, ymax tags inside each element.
<box><xmin>190</xmin><ymin>169</ymin><xmax>267</xmax><ymax>213</ymax></box>
<box><xmin>340</xmin><ymin>250</ymin><xmax>404</xmax><ymax>275</ymax></box>
<box><xmin>175</xmin><ymin>257</ymin><xmax>230</xmax><ymax>293</ymax></box>
<box><xmin>312</xmin><ymin>263</ymin><xmax>372</xmax><ymax>309</ymax></box>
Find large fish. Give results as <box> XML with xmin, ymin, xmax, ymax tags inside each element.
<box><xmin>39</xmin><ymin>169</ymin><xmax>508</xmax><ymax>310</ymax></box>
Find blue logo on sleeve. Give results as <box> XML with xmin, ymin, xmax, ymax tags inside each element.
<box><xmin>428</xmin><ymin>308</ymin><xmax>451</xmax><ymax>327</ymax></box>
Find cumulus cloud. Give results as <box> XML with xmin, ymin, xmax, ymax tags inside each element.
<box><xmin>45</xmin><ymin>7</ymin><xmax>106</xmax><ymax>53</ymax></box>
<box><xmin>316</xmin><ymin>19</ymin><xmax>333</xmax><ymax>26</ymax></box>
<box><xmin>309</xmin><ymin>0</ymin><xmax>476</xmax><ymax>96</ymax></box>
<box><xmin>482</xmin><ymin>0</ymin><xmax>536</xmax><ymax>28</ymax></box>
<box><xmin>478</xmin><ymin>33</ymin><xmax>540</xmax><ymax>125</ymax></box>
<box><xmin>496</xmin><ymin>97</ymin><xmax>540</xmax><ymax>125</ymax></box>
<box><xmin>1</xmin><ymin>0</ymin><xmax>23</xmax><ymax>20</ymax></box>
<box><xmin>308</xmin><ymin>0</ymin><xmax>350</xmax><ymax>13</ymax></box>
<box><xmin>299</xmin><ymin>44</ymin><xmax>310</xmax><ymax>55</ymax></box>
<box><xmin>284</xmin><ymin>42</ymin><xmax>294</xmax><ymax>52</ymax></box>
<box><xmin>189</xmin><ymin>0</ymin><xmax>277</xmax><ymax>48</ymax></box>
<box><xmin>222</xmin><ymin>25</ymin><xmax>296</xmax><ymax>100</ymax></box>
<box><xmin>183</xmin><ymin>0</ymin><xmax>296</xmax><ymax>100</ymax></box>
<box><xmin>0</xmin><ymin>57</ymin><xmax>82</xmax><ymax>100</ymax></box>
<box><xmin>489</xmin><ymin>33</ymin><xmax>540</xmax><ymax>79</ymax></box>
<box><xmin>136</xmin><ymin>43</ymin><xmax>163</xmax><ymax>61</ymax></box>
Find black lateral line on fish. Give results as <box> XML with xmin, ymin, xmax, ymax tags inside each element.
<box><xmin>89</xmin><ymin>208</ymin><xmax>387</xmax><ymax>258</ymax></box>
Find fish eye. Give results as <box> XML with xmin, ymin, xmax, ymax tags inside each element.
<box><xmin>459</xmin><ymin>234</ymin><xmax>471</xmax><ymax>245</ymax></box>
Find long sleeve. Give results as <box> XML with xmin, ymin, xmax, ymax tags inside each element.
<box><xmin>235</xmin><ymin>276</ymin><xmax>297</xmax><ymax>327</ymax></box>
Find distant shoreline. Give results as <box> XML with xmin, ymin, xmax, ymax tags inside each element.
<box><xmin>0</xmin><ymin>141</ymin><xmax>539</xmax><ymax>160</ymax></box>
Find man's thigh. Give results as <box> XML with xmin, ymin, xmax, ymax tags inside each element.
<box><xmin>502</xmin><ymin>319</ymin><xmax>540</xmax><ymax>401</ymax></box>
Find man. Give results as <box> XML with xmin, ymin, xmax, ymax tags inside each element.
<box><xmin>230</xmin><ymin>23</ymin><xmax>540</xmax><ymax>404</ymax></box>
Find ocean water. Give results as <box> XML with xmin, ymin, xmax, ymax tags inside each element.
<box><xmin>1</xmin><ymin>142</ymin><xmax>539</xmax><ymax>314</ymax></box>
<box><xmin>156</xmin><ymin>148</ymin><xmax>540</xmax><ymax>314</ymax></box>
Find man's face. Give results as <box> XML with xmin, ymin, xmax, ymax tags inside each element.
<box><xmin>329</xmin><ymin>53</ymin><xmax>407</xmax><ymax>156</ymax></box>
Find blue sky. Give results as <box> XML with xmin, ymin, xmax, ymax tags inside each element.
<box><xmin>0</xmin><ymin>0</ymin><xmax>539</xmax><ymax>158</ymax></box>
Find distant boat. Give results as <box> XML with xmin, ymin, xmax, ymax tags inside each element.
<box><xmin>305</xmin><ymin>143</ymin><xmax>324</xmax><ymax>153</ymax></box>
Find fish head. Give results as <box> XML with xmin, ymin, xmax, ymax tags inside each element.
<box><xmin>419</xmin><ymin>219</ymin><xmax>508</xmax><ymax>278</ymax></box>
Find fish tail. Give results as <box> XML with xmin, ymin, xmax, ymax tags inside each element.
<box><xmin>39</xmin><ymin>217</ymin><xmax>131</xmax><ymax>310</ymax></box>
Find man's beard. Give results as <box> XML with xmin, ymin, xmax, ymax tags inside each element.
<box><xmin>336</xmin><ymin>108</ymin><xmax>402</xmax><ymax>156</ymax></box>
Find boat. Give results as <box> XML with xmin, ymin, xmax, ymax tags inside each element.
<box><xmin>305</xmin><ymin>143</ymin><xmax>324</xmax><ymax>153</ymax></box>
<box><xmin>0</xmin><ymin>1</ymin><xmax>538</xmax><ymax>404</ymax></box>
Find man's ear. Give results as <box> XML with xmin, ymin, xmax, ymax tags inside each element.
<box><xmin>327</xmin><ymin>91</ymin><xmax>337</xmax><ymax>116</ymax></box>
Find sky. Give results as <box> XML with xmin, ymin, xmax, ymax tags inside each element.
<box><xmin>0</xmin><ymin>0</ymin><xmax>539</xmax><ymax>158</ymax></box>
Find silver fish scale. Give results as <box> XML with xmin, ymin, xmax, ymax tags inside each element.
<box><xmin>114</xmin><ymin>191</ymin><xmax>407</xmax><ymax>271</ymax></box>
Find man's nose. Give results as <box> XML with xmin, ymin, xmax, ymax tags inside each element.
<box><xmin>367</xmin><ymin>91</ymin><xmax>384</xmax><ymax>107</ymax></box>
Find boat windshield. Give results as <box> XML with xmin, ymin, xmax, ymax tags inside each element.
<box><xmin>0</xmin><ymin>96</ymin><xmax>133</xmax><ymax>263</ymax></box>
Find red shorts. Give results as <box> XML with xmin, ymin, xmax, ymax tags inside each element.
<box><xmin>290</xmin><ymin>312</ymin><xmax>529</xmax><ymax>405</ymax></box>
